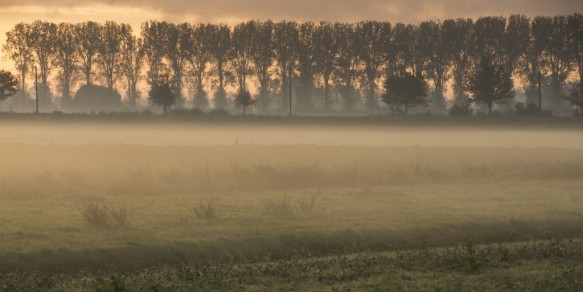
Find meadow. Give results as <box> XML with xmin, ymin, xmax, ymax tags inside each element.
<box><xmin>1</xmin><ymin>117</ymin><xmax>583</xmax><ymax>290</ymax></box>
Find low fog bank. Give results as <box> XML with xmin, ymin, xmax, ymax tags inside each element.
<box><xmin>0</xmin><ymin>121</ymin><xmax>582</xmax><ymax>149</ymax></box>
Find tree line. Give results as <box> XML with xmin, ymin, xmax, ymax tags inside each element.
<box><xmin>2</xmin><ymin>15</ymin><xmax>582</xmax><ymax>115</ymax></box>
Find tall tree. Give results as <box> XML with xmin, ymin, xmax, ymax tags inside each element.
<box><xmin>568</xmin><ymin>13</ymin><xmax>583</xmax><ymax>94</ymax></box>
<box><xmin>141</xmin><ymin>21</ymin><xmax>167</xmax><ymax>88</ymax></box>
<box><xmin>313</xmin><ymin>21</ymin><xmax>338</xmax><ymax>110</ymax></box>
<box><xmin>76</xmin><ymin>21</ymin><xmax>101</xmax><ymax>85</ymax></box>
<box><xmin>208</xmin><ymin>24</ymin><xmax>232</xmax><ymax>109</ymax></box>
<box><xmin>187</xmin><ymin>23</ymin><xmax>212</xmax><ymax>109</ymax></box>
<box><xmin>249</xmin><ymin>20</ymin><xmax>275</xmax><ymax>112</ymax></box>
<box><xmin>296</xmin><ymin>22</ymin><xmax>316</xmax><ymax>110</ymax></box>
<box><xmin>393</xmin><ymin>23</ymin><xmax>419</xmax><ymax>75</ymax></box>
<box><xmin>29</xmin><ymin>20</ymin><xmax>57</xmax><ymax>101</ymax></box>
<box><xmin>120</xmin><ymin>26</ymin><xmax>145</xmax><ymax>108</ymax></box>
<box><xmin>231</xmin><ymin>21</ymin><xmax>255</xmax><ymax>94</ymax></box>
<box><xmin>333</xmin><ymin>23</ymin><xmax>361</xmax><ymax>110</ymax></box>
<box><xmin>356</xmin><ymin>21</ymin><xmax>390</xmax><ymax>111</ymax></box>
<box><xmin>419</xmin><ymin>20</ymin><xmax>451</xmax><ymax>112</ymax></box>
<box><xmin>464</xmin><ymin>55</ymin><xmax>515</xmax><ymax>115</ymax></box>
<box><xmin>53</xmin><ymin>23</ymin><xmax>79</xmax><ymax>103</ymax></box>
<box><xmin>3</xmin><ymin>23</ymin><xmax>32</xmax><ymax>99</ymax></box>
<box><xmin>504</xmin><ymin>15</ymin><xmax>530</xmax><ymax>76</ymax></box>
<box><xmin>98</xmin><ymin>21</ymin><xmax>124</xmax><ymax>91</ymax></box>
<box><xmin>443</xmin><ymin>18</ymin><xmax>474</xmax><ymax>104</ymax></box>
<box><xmin>545</xmin><ymin>15</ymin><xmax>573</xmax><ymax>99</ymax></box>
<box><xmin>164</xmin><ymin>23</ymin><xmax>190</xmax><ymax>101</ymax></box>
<box><xmin>273</xmin><ymin>21</ymin><xmax>299</xmax><ymax>111</ymax></box>
<box><xmin>519</xmin><ymin>16</ymin><xmax>552</xmax><ymax>105</ymax></box>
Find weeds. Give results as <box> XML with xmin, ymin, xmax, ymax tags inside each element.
<box><xmin>79</xmin><ymin>201</ymin><xmax>130</xmax><ymax>228</ymax></box>
<box><xmin>80</xmin><ymin>201</ymin><xmax>110</xmax><ymax>228</ymax></box>
<box><xmin>264</xmin><ymin>193</ymin><xmax>294</xmax><ymax>218</ymax></box>
<box><xmin>193</xmin><ymin>196</ymin><xmax>219</xmax><ymax>219</ymax></box>
<box><xmin>298</xmin><ymin>195</ymin><xmax>317</xmax><ymax>214</ymax></box>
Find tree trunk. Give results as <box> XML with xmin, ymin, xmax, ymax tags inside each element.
<box><xmin>488</xmin><ymin>103</ymin><xmax>493</xmax><ymax>116</ymax></box>
<box><xmin>404</xmin><ymin>104</ymin><xmax>409</xmax><ymax>116</ymax></box>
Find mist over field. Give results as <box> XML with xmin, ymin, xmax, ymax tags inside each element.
<box><xmin>0</xmin><ymin>117</ymin><xmax>582</xmax><ymax>290</ymax></box>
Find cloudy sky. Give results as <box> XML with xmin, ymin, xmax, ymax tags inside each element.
<box><xmin>0</xmin><ymin>0</ymin><xmax>581</xmax><ymax>72</ymax></box>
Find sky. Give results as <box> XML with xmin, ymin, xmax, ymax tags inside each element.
<box><xmin>0</xmin><ymin>0</ymin><xmax>581</xmax><ymax>94</ymax></box>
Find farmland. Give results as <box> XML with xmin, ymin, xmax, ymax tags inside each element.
<box><xmin>1</xmin><ymin>117</ymin><xmax>583</xmax><ymax>290</ymax></box>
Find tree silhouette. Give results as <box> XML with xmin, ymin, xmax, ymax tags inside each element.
<box><xmin>235</xmin><ymin>89</ymin><xmax>255</xmax><ymax>115</ymax></box>
<box><xmin>464</xmin><ymin>55</ymin><xmax>515</xmax><ymax>115</ymax></box>
<box><xmin>53</xmin><ymin>23</ymin><xmax>78</xmax><ymax>103</ymax></box>
<box><xmin>76</xmin><ymin>21</ymin><xmax>101</xmax><ymax>85</ymax></box>
<box><xmin>187</xmin><ymin>23</ymin><xmax>212</xmax><ymax>109</ymax></box>
<box><xmin>120</xmin><ymin>26</ymin><xmax>144</xmax><ymax>108</ymax></box>
<box><xmin>0</xmin><ymin>70</ymin><xmax>18</xmax><ymax>103</ymax></box>
<box><xmin>382</xmin><ymin>72</ymin><xmax>427</xmax><ymax>116</ymax></box>
<box><xmin>3</xmin><ymin>23</ymin><xmax>32</xmax><ymax>99</ymax></box>
<box><xmin>29</xmin><ymin>21</ymin><xmax>57</xmax><ymax>102</ymax></box>
<box><xmin>249</xmin><ymin>20</ymin><xmax>275</xmax><ymax>112</ymax></box>
<box><xmin>98</xmin><ymin>21</ymin><xmax>124</xmax><ymax>91</ymax></box>
<box><xmin>313</xmin><ymin>21</ymin><xmax>338</xmax><ymax>110</ymax></box>
<box><xmin>149</xmin><ymin>74</ymin><xmax>177</xmax><ymax>113</ymax></box>
<box><xmin>208</xmin><ymin>24</ymin><xmax>233</xmax><ymax>109</ymax></box>
<box><xmin>273</xmin><ymin>21</ymin><xmax>299</xmax><ymax>111</ymax></box>
<box><xmin>356</xmin><ymin>21</ymin><xmax>390</xmax><ymax>112</ymax></box>
<box><xmin>443</xmin><ymin>18</ymin><xmax>474</xmax><ymax>104</ymax></box>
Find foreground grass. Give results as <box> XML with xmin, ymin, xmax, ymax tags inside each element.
<box><xmin>2</xmin><ymin>238</ymin><xmax>583</xmax><ymax>291</ymax></box>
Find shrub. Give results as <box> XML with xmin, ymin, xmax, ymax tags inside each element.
<box><xmin>80</xmin><ymin>201</ymin><xmax>110</xmax><ymax>228</ymax></box>
<box><xmin>513</xmin><ymin>102</ymin><xmax>552</xmax><ymax>117</ymax></box>
<box><xmin>193</xmin><ymin>196</ymin><xmax>219</xmax><ymax>219</ymax></box>
<box><xmin>448</xmin><ymin>102</ymin><xmax>473</xmax><ymax>117</ymax></box>
<box><xmin>298</xmin><ymin>195</ymin><xmax>317</xmax><ymax>214</ymax></box>
<box><xmin>264</xmin><ymin>193</ymin><xmax>294</xmax><ymax>218</ymax></box>
<box><xmin>208</xmin><ymin>108</ymin><xmax>230</xmax><ymax>116</ymax></box>
<box><xmin>109</xmin><ymin>204</ymin><xmax>130</xmax><ymax>226</ymax></box>
<box><xmin>79</xmin><ymin>201</ymin><xmax>130</xmax><ymax>228</ymax></box>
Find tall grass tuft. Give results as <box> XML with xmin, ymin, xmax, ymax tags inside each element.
<box><xmin>194</xmin><ymin>196</ymin><xmax>219</xmax><ymax>219</ymax></box>
<box><xmin>80</xmin><ymin>201</ymin><xmax>110</xmax><ymax>228</ymax></box>
<box><xmin>264</xmin><ymin>193</ymin><xmax>294</xmax><ymax>218</ymax></box>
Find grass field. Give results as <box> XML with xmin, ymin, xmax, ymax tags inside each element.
<box><xmin>0</xmin><ymin>118</ymin><xmax>582</xmax><ymax>290</ymax></box>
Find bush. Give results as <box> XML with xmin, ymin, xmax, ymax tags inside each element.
<box><xmin>513</xmin><ymin>102</ymin><xmax>552</xmax><ymax>117</ymax></box>
<box><xmin>80</xmin><ymin>201</ymin><xmax>110</xmax><ymax>228</ymax></box>
<box><xmin>448</xmin><ymin>103</ymin><xmax>473</xmax><ymax>117</ymax></box>
<box><xmin>79</xmin><ymin>201</ymin><xmax>130</xmax><ymax>228</ymax></box>
<box><xmin>298</xmin><ymin>196</ymin><xmax>317</xmax><ymax>214</ymax></box>
<box><xmin>208</xmin><ymin>108</ymin><xmax>231</xmax><ymax>116</ymax></box>
<box><xmin>193</xmin><ymin>196</ymin><xmax>219</xmax><ymax>219</ymax></box>
<box><xmin>264</xmin><ymin>193</ymin><xmax>294</xmax><ymax>218</ymax></box>
<box><xmin>167</xmin><ymin>108</ymin><xmax>205</xmax><ymax>115</ymax></box>
<box><xmin>66</xmin><ymin>84</ymin><xmax>123</xmax><ymax>113</ymax></box>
